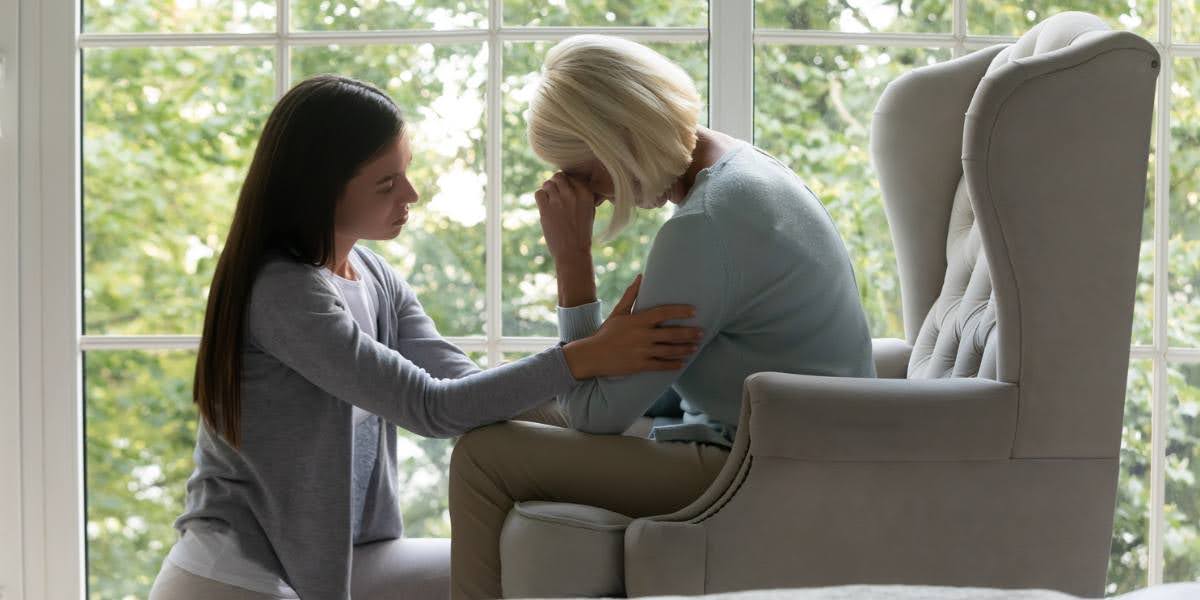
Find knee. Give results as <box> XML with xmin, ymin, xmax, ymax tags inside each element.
<box><xmin>450</xmin><ymin>421</ymin><xmax>552</xmax><ymax>484</ymax></box>
<box><xmin>450</xmin><ymin>422</ymin><xmax>513</xmax><ymax>481</ymax></box>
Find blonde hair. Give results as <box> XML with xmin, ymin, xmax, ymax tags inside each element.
<box><xmin>527</xmin><ymin>35</ymin><xmax>703</xmax><ymax>239</ymax></box>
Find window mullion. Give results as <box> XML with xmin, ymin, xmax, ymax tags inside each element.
<box><xmin>710</xmin><ymin>0</ymin><xmax>753</xmax><ymax>142</ymax></box>
<box><xmin>1149</xmin><ymin>0</ymin><xmax>1173</xmax><ymax>586</ymax></box>
<box><xmin>485</xmin><ymin>0</ymin><xmax>503</xmax><ymax>367</ymax></box>
<box><xmin>952</xmin><ymin>0</ymin><xmax>966</xmax><ymax>57</ymax></box>
<box><xmin>37</xmin><ymin>0</ymin><xmax>85</xmax><ymax>597</ymax></box>
<box><xmin>276</xmin><ymin>0</ymin><xmax>288</xmax><ymax>98</ymax></box>
<box><xmin>1</xmin><ymin>0</ymin><xmax>25</xmax><ymax>595</ymax></box>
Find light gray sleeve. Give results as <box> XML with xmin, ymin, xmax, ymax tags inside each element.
<box><xmin>247</xmin><ymin>259</ymin><xmax>581</xmax><ymax>438</ymax></box>
<box><xmin>389</xmin><ymin>276</ymin><xmax>483</xmax><ymax>380</ymax></box>
<box><xmin>554</xmin><ymin>212</ymin><xmax>728</xmax><ymax>435</ymax></box>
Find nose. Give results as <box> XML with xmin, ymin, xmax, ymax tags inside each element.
<box><xmin>402</xmin><ymin>185</ymin><xmax>420</xmax><ymax>205</ymax></box>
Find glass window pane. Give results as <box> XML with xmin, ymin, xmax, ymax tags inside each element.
<box><xmin>1133</xmin><ymin>105</ymin><xmax>1156</xmax><ymax>347</ymax></box>
<box><xmin>1165</xmin><ymin>362</ymin><xmax>1200</xmax><ymax>581</ymax></box>
<box><xmin>504</xmin><ymin>0</ymin><xmax>707</xmax><ymax>27</ymax></box>
<box><xmin>467</xmin><ymin>350</ymin><xmax>490</xmax><ymax>368</ymax></box>
<box><xmin>292</xmin><ymin>43</ymin><xmax>489</xmax><ymax>337</ymax></box>
<box><xmin>290</xmin><ymin>0</ymin><xmax>487</xmax><ymax>31</ymax></box>
<box><xmin>754</xmin><ymin>45</ymin><xmax>950</xmax><ymax>340</ymax></box>
<box><xmin>83</xmin><ymin>47</ymin><xmax>275</xmax><ymax>335</ymax></box>
<box><xmin>967</xmin><ymin>1</ymin><xmax>1157</xmax><ymax>38</ymax></box>
<box><xmin>85</xmin><ymin>350</ymin><xmax>198</xmax><ymax>599</ymax></box>
<box><xmin>500</xmin><ymin>41</ymin><xmax>709</xmax><ymax>337</ymax></box>
<box><xmin>396</xmin><ymin>430</ymin><xmax>455</xmax><ymax>537</ymax></box>
<box><xmin>1175</xmin><ymin>0</ymin><xmax>1200</xmax><ymax>42</ymax></box>
<box><xmin>755</xmin><ymin>0</ymin><xmax>951</xmax><ymax>33</ymax></box>
<box><xmin>1107</xmin><ymin>359</ymin><xmax>1152</xmax><ymax>594</ymax></box>
<box><xmin>83</xmin><ymin>0</ymin><xmax>275</xmax><ymax>33</ymax></box>
<box><xmin>1171</xmin><ymin>57</ymin><xmax>1200</xmax><ymax>347</ymax></box>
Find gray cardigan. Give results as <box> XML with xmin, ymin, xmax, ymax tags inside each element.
<box><xmin>172</xmin><ymin>245</ymin><xmax>580</xmax><ymax>599</ymax></box>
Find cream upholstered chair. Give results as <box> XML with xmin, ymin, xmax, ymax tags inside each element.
<box><xmin>498</xmin><ymin>12</ymin><xmax>1159</xmax><ymax>599</ymax></box>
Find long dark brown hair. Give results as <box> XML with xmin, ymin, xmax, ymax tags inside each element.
<box><xmin>194</xmin><ymin>74</ymin><xmax>406</xmax><ymax>449</ymax></box>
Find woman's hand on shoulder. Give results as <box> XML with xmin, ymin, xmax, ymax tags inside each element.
<box><xmin>562</xmin><ymin>275</ymin><xmax>703</xmax><ymax>380</ymax></box>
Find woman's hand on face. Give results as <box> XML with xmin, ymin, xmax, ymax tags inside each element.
<box><xmin>562</xmin><ymin>275</ymin><xmax>704</xmax><ymax>380</ymax></box>
<box><xmin>535</xmin><ymin>172</ymin><xmax>597</xmax><ymax>261</ymax></box>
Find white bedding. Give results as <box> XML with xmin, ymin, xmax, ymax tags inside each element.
<box><xmin>531</xmin><ymin>582</ymin><xmax>1200</xmax><ymax>600</ymax></box>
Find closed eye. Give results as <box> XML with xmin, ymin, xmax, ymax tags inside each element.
<box><xmin>376</xmin><ymin>176</ymin><xmax>397</xmax><ymax>193</ymax></box>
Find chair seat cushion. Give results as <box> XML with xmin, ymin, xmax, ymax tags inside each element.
<box><xmin>500</xmin><ymin>501</ymin><xmax>632</xmax><ymax>598</ymax></box>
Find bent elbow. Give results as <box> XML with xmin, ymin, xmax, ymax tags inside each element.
<box><xmin>564</xmin><ymin>403</ymin><xmax>636</xmax><ymax>436</ymax></box>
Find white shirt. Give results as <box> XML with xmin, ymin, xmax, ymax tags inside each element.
<box><xmin>167</xmin><ymin>250</ymin><xmax>381</xmax><ymax>597</ymax></box>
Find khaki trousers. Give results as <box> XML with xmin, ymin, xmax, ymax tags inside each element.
<box><xmin>448</xmin><ymin>401</ymin><xmax>730</xmax><ymax>599</ymax></box>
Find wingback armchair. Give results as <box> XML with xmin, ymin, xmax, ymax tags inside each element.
<box><xmin>498</xmin><ymin>12</ymin><xmax>1159</xmax><ymax>599</ymax></box>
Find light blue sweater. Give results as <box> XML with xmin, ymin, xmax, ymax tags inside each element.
<box><xmin>556</xmin><ymin>139</ymin><xmax>877</xmax><ymax>447</ymax></box>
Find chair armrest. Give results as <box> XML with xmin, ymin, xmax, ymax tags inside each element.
<box><xmin>746</xmin><ymin>372</ymin><xmax>1018</xmax><ymax>461</ymax></box>
<box><xmin>871</xmin><ymin>337</ymin><xmax>912</xmax><ymax>378</ymax></box>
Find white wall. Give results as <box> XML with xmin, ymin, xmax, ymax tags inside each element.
<box><xmin>4</xmin><ymin>0</ymin><xmax>85</xmax><ymax>598</ymax></box>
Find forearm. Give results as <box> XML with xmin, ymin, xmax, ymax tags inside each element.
<box><xmin>387</xmin><ymin>345</ymin><xmax>581</xmax><ymax>438</ymax></box>
<box><xmin>554</xmin><ymin>252</ymin><xmax>597</xmax><ymax>308</ymax></box>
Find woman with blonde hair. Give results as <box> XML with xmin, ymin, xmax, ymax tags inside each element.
<box><xmin>448</xmin><ymin>35</ymin><xmax>876</xmax><ymax>598</ymax></box>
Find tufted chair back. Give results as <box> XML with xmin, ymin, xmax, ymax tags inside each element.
<box><xmin>870</xmin><ymin>12</ymin><xmax>1158</xmax><ymax>457</ymax></box>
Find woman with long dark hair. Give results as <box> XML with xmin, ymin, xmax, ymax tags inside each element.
<box><xmin>147</xmin><ymin>74</ymin><xmax>702</xmax><ymax>600</ymax></box>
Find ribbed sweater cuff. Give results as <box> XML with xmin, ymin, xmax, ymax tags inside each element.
<box><xmin>556</xmin><ymin>300</ymin><xmax>603</xmax><ymax>343</ymax></box>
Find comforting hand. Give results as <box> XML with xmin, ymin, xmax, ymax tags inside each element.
<box><xmin>535</xmin><ymin>172</ymin><xmax>597</xmax><ymax>260</ymax></box>
<box><xmin>563</xmin><ymin>275</ymin><xmax>704</xmax><ymax>380</ymax></box>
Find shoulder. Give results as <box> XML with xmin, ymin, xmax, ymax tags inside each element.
<box><xmin>247</xmin><ymin>252</ymin><xmax>339</xmax><ymax>328</ymax></box>
<box><xmin>707</xmin><ymin>142</ymin><xmax>801</xmax><ymax>201</ymax></box>
<box><xmin>244</xmin><ymin>251</ymin><xmax>336</xmax><ymax>347</ymax></box>
<box><xmin>252</xmin><ymin>250</ymin><xmax>324</xmax><ymax>300</ymax></box>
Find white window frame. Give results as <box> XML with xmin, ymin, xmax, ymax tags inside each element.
<box><xmin>9</xmin><ymin>0</ymin><xmax>1200</xmax><ymax>598</ymax></box>
<box><xmin>1</xmin><ymin>0</ymin><xmax>24</xmax><ymax>599</ymax></box>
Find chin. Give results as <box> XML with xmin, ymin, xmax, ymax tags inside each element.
<box><xmin>366</xmin><ymin>226</ymin><xmax>404</xmax><ymax>240</ymax></box>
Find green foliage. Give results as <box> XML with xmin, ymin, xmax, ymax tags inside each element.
<box><xmin>84</xmin><ymin>351</ymin><xmax>200</xmax><ymax>598</ymax></box>
<box><xmin>1166</xmin><ymin>363</ymin><xmax>1200</xmax><ymax>581</ymax></box>
<box><xmin>966</xmin><ymin>0</ymin><xmax>1156</xmax><ymax>37</ymax></box>
<box><xmin>757</xmin><ymin>0</ymin><xmax>951</xmax><ymax>32</ymax></box>
<box><xmin>79</xmin><ymin>1</ymin><xmax>1199</xmax><ymax>598</ymax></box>
<box><xmin>1170</xmin><ymin>57</ymin><xmax>1200</xmax><ymax>348</ymax></box>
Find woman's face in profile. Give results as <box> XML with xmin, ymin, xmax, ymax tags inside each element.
<box><xmin>335</xmin><ymin>131</ymin><xmax>418</xmax><ymax>241</ymax></box>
